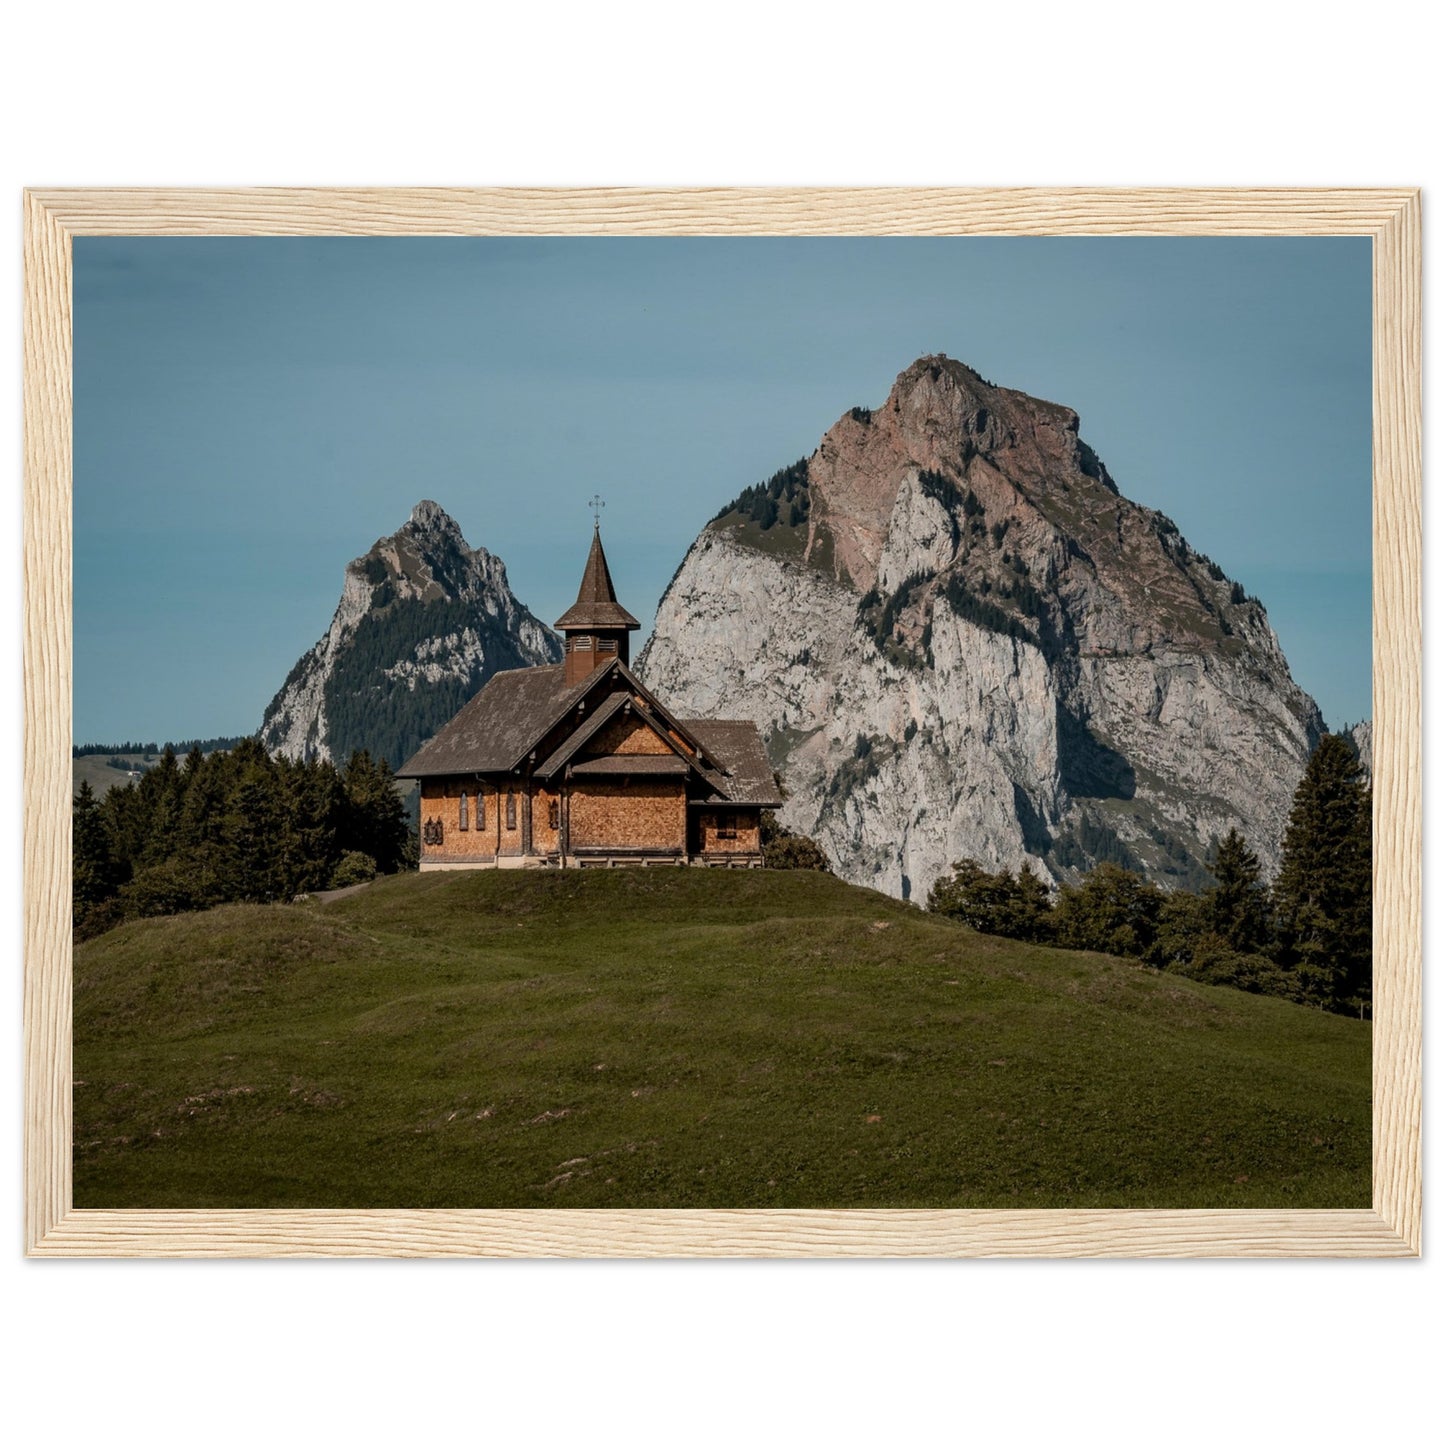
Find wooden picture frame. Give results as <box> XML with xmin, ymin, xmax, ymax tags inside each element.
<box><xmin>23</xmin><ymin>187</ymin><xmax>1421</xmax><ymax>1257</ymax></box>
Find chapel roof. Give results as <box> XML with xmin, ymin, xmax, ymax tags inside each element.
<box><xmin>396</xmin><ymin>663</ymin><xmax>586</xmax><ymax>777</ymax></box>
<box><xmin>685</xmin><ymin>721</ymin><xmax>784</xmax><ymax>807</ymax></box>
<box><xmin>553</xmin><ymin>527</ymin><xmax>640</xmax><ymax>632</ymax></box>
<box><xmin>395</xmin><ymin>658</ymin><xmax>782</xmax><ymax>808</ymax></box>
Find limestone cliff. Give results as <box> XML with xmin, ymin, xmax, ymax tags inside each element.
<box><xmin>261</xmin><ymin>500</ymin><xmax>560</xmax><ymax>767</ymax></box>
<box><xmin>1349</xmin><ymin>719</ymin><xmax>1374</xmax><ymax>785</ymax></box>
<box><xmin>639</xmin><ymin>356</ymin><xmax>1326</xmax><ymax>900</ymax></box>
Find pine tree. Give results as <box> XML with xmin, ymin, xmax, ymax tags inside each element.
<box><xmin>1273</xmin><ymin>735</ymin><xmax>1372</xmax><ymax>1012</ymax></box>
<box><xmin>340</xmin><ymin>750</ymin><xmax>410</xmax><ymax>874</ymax></box>
<box><xmin>1206</xmin><ymin>828</ymin><xmax>1270</xmax><ymax>954</ymax></box>
<box><xmin>72</xmin><ymin>781</ymin><xmax>118</xmax><ymax>917</ymax></box>
<box><xmin>221</xmin><ymin>755</ymin><xmax>289</xmax><ymax>902</ymax></box>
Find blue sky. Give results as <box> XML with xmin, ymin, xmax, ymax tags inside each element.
<box><xmin>73</xmin><ymin>235</ymin><xmax>1372</xmax><ymax>742</ymax></box>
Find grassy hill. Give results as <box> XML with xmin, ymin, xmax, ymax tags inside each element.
<box><xmin>73</xmin><ymin>752</ymin><xmax>157</xmax><ymax>798</ymax></box>
<box><xmin>73</xmin><ymin>870</ymin><xmax>1371</xmax><ymax>1209</ymax></box>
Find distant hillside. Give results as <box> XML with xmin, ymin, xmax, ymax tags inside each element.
<box><xmin>260</xmin><ymin>501</ymin><xmax>561</xmax><ymax>769</ymax></box>
<box><xmin>72</xmin><ymin>736</ymin><xmax>248</xmax><ymax>800</ymax></box>
<box><xmin>73</xmin><ymin>869</ymin><xmax>1370</xmax><ymax>1210</ymax></box>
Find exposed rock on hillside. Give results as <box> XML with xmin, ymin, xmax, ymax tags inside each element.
<box><xmin>261</xmin><ymin>501</ymin><xmax>560</xmax><ymax>767</ymax></box>
<box><xmin>640</xmin><ymin>356</ymin><xmax>1326</xmax><ymax>900</ymax></box>
<box><xmin>1348</xmin><ymin>720</ymin><xmax>1373</xmax><ymax>785</ymax></box>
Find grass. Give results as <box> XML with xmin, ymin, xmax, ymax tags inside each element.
<box><xmin>72</xmin><ymin>752</ymin><xmax>156</xmax><ymax>799</ymax></box>
<box><xmin>72</xmin><ymin>869</ymin><xmax>1371</xmax><ymax>1209</ymax></box>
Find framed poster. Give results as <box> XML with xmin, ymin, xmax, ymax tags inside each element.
<box><xmin>23</xmin><ymin>187</ymin><xmax>1420</xmax><ymax>1256</ymax></box>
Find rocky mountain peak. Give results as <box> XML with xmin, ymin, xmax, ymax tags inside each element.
<box><xmin>641</xmin><ymin>357</ymin><xmax>1327</xmax><ymax>901</ymax></box>
<box><xmin>409</xmin><ymin>497</ymin><xmax>452</xmax><ymax>530</ymax></box>
<box><xmin>261</xmin><ymin>502</ymin><xmax>560</xmax><ymax>767</ymax></box>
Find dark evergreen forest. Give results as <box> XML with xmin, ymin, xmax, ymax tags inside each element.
<box><xmin>73</xmin><ymin>738</ymin><xmax>413</xmax><ymax>939</ymax></box>
<box><xmin>317</xmin><ymin>597</ymin><xmax>558</xmax><ymax>769</ymax></box>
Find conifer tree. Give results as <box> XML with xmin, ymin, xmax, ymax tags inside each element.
<box><xmin>221</xmin><ymin>752</ymin><xmax>289</xmax><ymax>902</ymax></box>
<box><xmin>1205</xmin><ymin>828</ymin><xmax>1270</xmax><ymax>955</ymax></box>
<box><xmin>1273</xmin><ymin>735</ymin><xmax>1372</xmax><ymax>1012</ymax></box>
<box><xmin>341</xmin><ymin>750</ymin><xmax>410</xmax><ymax>874</ymax></box>
<box><xmin>72</xmin><ymin>781</ymin><xmax>117</xmax><ymax>917</ymax></box>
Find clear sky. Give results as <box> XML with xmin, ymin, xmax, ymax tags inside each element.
<box><xmin>73</xmin><ymin>235</ymin><xmax>1372</xmax><ymax>743</ymax></box>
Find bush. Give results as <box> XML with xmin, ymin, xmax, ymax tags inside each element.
<box><xmin>121</xmin><ymin>857</ymin><xmax>222</xmax><ymax>919</ymax></box>
<box><xmin>760</xmin><ymin>812</ymin><xmax>831</xmax><ymax>872</ymax></box>
<box><xmin>1187</xmin><ymin>944</ymin><xmax>1303</xmax><ymax>1002</ymax></box>
<box><xmin>928</xmin><ymin>859</ymin><xmax>1054</xmax><ymax>943</ymax></box>
<box><xmin>330</xmin><ymin>851</ymin><xmax>378</xmax><ymax>888</ymax></box>
<box><xmin>1053</xmin><ymin>863</ymin><xmax>1163</xmax><ymax>959</ymax></box>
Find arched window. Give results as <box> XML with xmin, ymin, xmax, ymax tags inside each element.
<box><xmin>506</xmin><ymin>791</ymin><xmax>517</xmax><ymax>830</ymax></box>
<box><xmin>459</xmin><ymin>791</ymin><xmax>469</xmax><ymax>831</ymax></box>
<box><xmin>476</xmin><ymin>790</ymin><xmax>486</xmax><ymax>830</ymax></box>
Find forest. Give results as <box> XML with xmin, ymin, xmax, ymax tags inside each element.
<box><xmin>72</xmin><ymin>738</ymin><xmax>412</xmax><ymax>939</ymax></box>
<box><xmin>927</xmin><ymin>734</ymin><xmax>1373</xmax><ymax>1016</ymax></box>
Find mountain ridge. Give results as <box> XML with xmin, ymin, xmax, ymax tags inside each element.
<box><xmin>260</xmin><ymin>501</ymin><xmax>560</xmax><ymax>768</ymax></box>
<box><xmin>639</xmin><ymin>355</ymin><xmax>1328</xmax><ymax>900</ymax></box>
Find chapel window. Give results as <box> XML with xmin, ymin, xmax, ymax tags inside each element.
<box><xmin>459</xmin><ymin>792</ymin><xmax>469</xmax><ymax>831</ymax></box>
<box><xmin>548</xmin><ymin>798</ymin><xmax>560</xmax><ymax>829</ymax></box>
<box><xmin>506</xmin><ymin>791</ymin><xmax>517</xmax><ymax>829</ymax></box>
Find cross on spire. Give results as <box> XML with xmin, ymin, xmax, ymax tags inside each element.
<box><xmin>589</xmin><ymin>493</ymin><xmax>605</xmax><ymax>530</ymax></box>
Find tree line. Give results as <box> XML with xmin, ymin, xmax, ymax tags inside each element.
<box><xmin>927</xmin><ymin>735</ymin><xmax>1372</xmax><ymax>1016</ymax></box>
<box><xmin>73</xmin><ymin>738</ymin><xmax>412</xmax><ymax>939</ymax></box>
<box><xmin>72</xmin><ymin>734</ymin><xmax>253</xmax><ymax>758</ymax></box>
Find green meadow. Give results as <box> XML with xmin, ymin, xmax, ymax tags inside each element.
<box><xmin>73</xmin><ymin>869</ymin><xmax>1370</xmax><ymax>1209</ymax></box>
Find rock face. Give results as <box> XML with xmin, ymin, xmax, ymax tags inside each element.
<box><xmin>1349</xmin><ymin>720</ymin><xmax>1373</xmax><ymax>785</ymax></box>
<box><xmin>261</xmin><ymin>500</ymin><xmax>560</xmax><ymax>767</ymax></box>
<box><xmin>639</xmin><ymin>356</ymin><xmax>1327</xmax><ymax>901</ymax></box>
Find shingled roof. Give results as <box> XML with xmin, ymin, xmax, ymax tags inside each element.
<box><xmin>685</xmin><ymin>721</ymin><xmax>784</xmax><ymax>807</ymax></box>
<box><xmin>396</xmin><ymin>657</ymin><xmax>782</xmax><ymax>809</ymax></box>
<box><xmin>553</xmin><ymin>527</ymin><xmax>640</xmax><ymax>631</ymax></box>
<box><xmin>397</xmin><ymin>664</ymin><xmax>587</xmax><ymax>777</ymax></box>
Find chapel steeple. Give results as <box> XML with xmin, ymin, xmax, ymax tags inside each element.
<box><xmin>554</xmin><ymin>509</ymin><xmax>640</xmax><ymax>686</ymax></box>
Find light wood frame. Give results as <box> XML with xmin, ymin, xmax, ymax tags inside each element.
<box><xmin>23</xmin><ymin>188</ymin><xmax>1421</xmax><ymax>1257</ymax></box>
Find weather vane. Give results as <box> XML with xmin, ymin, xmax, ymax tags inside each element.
<box><xmin>589</xmin><ymin>493</ymin><xmax>605</xmax><ymax>530</ymax></box>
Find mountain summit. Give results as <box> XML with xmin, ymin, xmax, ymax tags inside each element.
<box><xmin>639</xmin><ymin>355</ymin><xmax>1326</xmax><ymax>900</ymax></box>
<box><xmin>260</xmin><ymin>501</ymin><xmax>560</xmax><ymax>767</ymax></box>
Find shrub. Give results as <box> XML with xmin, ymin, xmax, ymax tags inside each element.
<box><xmin>928</xmin><ymin>859</ymin><xmax>1054</xmax><ymax>943</ymax></box>
<box><xmin>330</xmin><ymin>851</ymin><xmax>378</xmax><ymax>888</ymax></box>
<box><xmin>1190</xmin><ymin>944</ymin><xmax>1303</xmax><ymax>1002</ymax></box>
<box><xmin>1053</xmin><ymin>863</ymin><xmax>1163</xmax><ymax>959</ymax></box>
<box><xmin>760</xmin><ymin>812</ymin><xmax>831</xmax><ymax>872</ymax></box>
<box><xmin>121</xmin><ymin>857</ymin><xmax>223</xmax><ymax>919</ymax></box>
<box><xmin>764</xmin><ymin>834</ymin><xmax>832</xmax><ymax>872</ymax></box>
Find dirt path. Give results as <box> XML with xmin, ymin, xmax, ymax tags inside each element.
<box><xmin>310</xmin><ymin>881</ymin><xmax>376</xmax><ymax>904</ymax></box>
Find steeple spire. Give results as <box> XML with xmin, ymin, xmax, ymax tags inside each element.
<box><xmin>554</xmin><ymin>525</ymin><xmax>640</xmax><ymax>633</ymax></box>
<box><xmin>555</xmin><ymin>519</ymin><xmax>640</xmax><ymax>685</ymax></box>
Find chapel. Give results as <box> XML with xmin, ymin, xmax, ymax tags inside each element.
<box><xmin>397</xmin><ymin>520</ymin><xmax>781</xmax><ymax>869</ymax></box>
